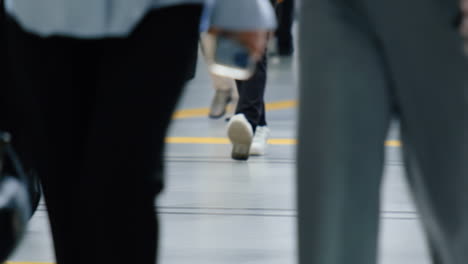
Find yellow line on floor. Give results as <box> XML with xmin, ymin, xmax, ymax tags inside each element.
<box><xmin>265</xmin><ymin>100</ymin><xmax>297</xmax><ymax>111</ymax></box>
<box><xmin>167</xmin><ymin>137</ymin><xmax>230</xmax><ymax>144</ymax></box>
<box><xmin>172</xmin><ymin>100</ymin><xmax>297</xmax><ymax>119</ymax></box>
<box><xmin>386</xmin><ymin>140</ymin><xmax>402</xmax><ymax>147</ymax></box>
<box><xmin>166</xmin><ymin>137</ymin><xmax>402</xmax><ymax>147</ymax></box>
<box><xmin>173</xmin><ymin>107</ymin><xmax>210</xmax><ymax>119</ymax></box>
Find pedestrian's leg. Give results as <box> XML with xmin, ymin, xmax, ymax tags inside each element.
<box><xmin>76</xmin><ymin>6</ymin><xmax>202</xmax><ymax>264</ymax></box>
<box><xmin>208</xmin><ymin>74</ymin><xmax>238</xmax><ymax>118</ymax></box>
<box><xmin>234</xmin><ymin>53</ymin><xmax>268</xmax><ymax>131</ymax></box>
<box><xmin>200</xmin><ymin>34</ymin><xmax>238</xmax><ymax>118</ymax></box>
<box><xmin>297</xmin><ymin>1</ymin><xmax>393</xmax><ymax>264</ymax></box>
<box><xmin>365</xmin><ymin>0</ymin><xmax>468</xmax><ymax>262</ymax></box>
<box><xmin>5</xmin><ymin>5</ymin><xmax>202</xmax><ymax>264</ymax></box>
<box><xmin>258</xmin><ymin>104</ymin><xmax>266</xmax><ymax>127</ymax></box>
<box><xmin>5</xmin><ymin>16</ymin><xmax>95</xmax><ymax>263</ymax></box>
<box><xmin>249</xmin><ymin>103</ymin><xmax>269</xmax><ymax>156</ymax></box>
<box><xmin>398</xmin><ymin>81</ymin><xmax>468</xmax><ymax>264</ymax></box>
<box><xmin>227</xmin><ymin>52</ymin><xmax>268</xmax><ymax>160</ymax></box>
<box><xmin>276</xmin><ymin>0</ymin><xmax>295</xmax><ymax>56</ymax></box>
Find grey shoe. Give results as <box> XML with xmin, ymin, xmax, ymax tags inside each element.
<box><xmin>209</xmin><ymin>90</ymin><xmax>232</xmax><ymax>119</ymax></box>
<box><xmin>224</xmin><ymin>96</ymin><xmax>239</xmax><ymax>122</ymax></box>
<box><xmin>227</xmin><ymin>114</ymin><xmax>253</xmax><ymax>160</ymax></box>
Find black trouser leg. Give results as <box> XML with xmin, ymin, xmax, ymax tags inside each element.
<box><xmin>5</xmin><ymin>5</ymin><xmax>202</xmax><ymax>264</ymax></box>
<box><xmin>276</xmin><ymin>0</ymin><xmax>295</xmax><ymax>55</ymax></box>
<box><xmin>235</xmin><ymin>54</ymin><xmax>268</xmax><ymax>132</ymax></box>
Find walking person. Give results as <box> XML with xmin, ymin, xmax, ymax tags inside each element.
<box><xmin>296</xmin><ymin>1</ymin><xmax>468</xmax><ymax>264</ymax></box>
<box><xmin>200</xmin><ymin>32</ymin><xmax>270</xmax><ymax>160</ymax></box>
<box><xmin>2</xmin><ymin>1</ymin><xmax>276</xmax><ymax>263</ymax></box>
<box><xmin>275</xmin><ymin>0</ymin><xmax>295</xmax><ymax>56</ymax></box>
<box><xmin>207</xmin><ymin>74</ymin><xmax>238</xmax><ymax>119</ymax></box>
<box><xmin>226</xmin><ymin>0</ymin><xmax>283</xmax><ymax>161</ymax></box>
<box><xmin>227</xmin><ymin>52</ymin><xmax>270</xmax><ymax>160</ymax></box>
<box><xmin>200</xmin><ymin>33</ymin><xmax>239</xmax><ymax>119</ymax></box>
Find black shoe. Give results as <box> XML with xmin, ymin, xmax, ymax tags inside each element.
<box><xmin>278</xmin><ymin>44</ymin><xmax>294</xmax><ymax>57</ymax></box>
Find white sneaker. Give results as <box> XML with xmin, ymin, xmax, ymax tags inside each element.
<box><xmin>250</xmin><ymin>126</ymin><xmax>270</xmax><ymax>156</ymax></box>
<box><xmin>227</xmin><ymin>114</ymin><xmax>253</xmax><ymax>160</ymax></box>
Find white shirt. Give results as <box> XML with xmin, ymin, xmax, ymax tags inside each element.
<box><xmin>4</xmin><ymin>0</ymin><xmax>277</xmax><ymax>38</ymax></box>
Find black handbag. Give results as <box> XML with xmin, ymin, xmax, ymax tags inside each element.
<box><xmin>0</xmin><ymin>1</ymin><xmax>41</xmax><ymax>261</ymax></box>
<box><xmin>0</xmin><ymin>132</ymin><xmax>31</xmax><ymax>262</ymax></box>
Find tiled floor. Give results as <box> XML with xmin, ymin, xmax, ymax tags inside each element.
<box><xmin>8</xmin><ymin>53</ymin><xmax>431</xmax><ymax>264</ymax></box>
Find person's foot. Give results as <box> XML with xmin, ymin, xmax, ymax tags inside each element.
<box><xmin>209</xmin><ymin>90</ymin><xmax>232</xmax><ymax>119</ymax></box>
<box><xmin>227</xmin><ymin>114</ymin><xmax>253</xmax><ymax>160</ymax></box>
<box><xmin>277</xmin><ymin>40</ymin><xmax>294</xmax><ymax>57</ymax></box>
<box><xmin>250</xmin><ymin>126</ymin><xmax>270</xmax><ymax>156</ymax></box>
<box><xmin>278</xmin><ymin>45</ymin><xmax>294</xmax><ymax>57</ymax></box>
<box><xmin>224</xmin><ymin>96</ymin><xmax>239</xmax><ymax>121</ymax></box>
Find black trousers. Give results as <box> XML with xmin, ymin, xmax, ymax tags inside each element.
<box><xmin>4</xmin><ymin>5</ymin><xmax>202</xmax><ymax>264</ymax></box>
<box><xmin>235</xmin><ymin>48</ymin><xmax>268</xmax><ymax>132</ymax></box>
<box><xmin>276</xmin><ymin>0</ymin><xmax>295</xmax><ymax>53</ymax></box>
<box><xmin>234</xmin><ymin>1</ymin><xmax>280</xmax><ymax>131</ymax></box>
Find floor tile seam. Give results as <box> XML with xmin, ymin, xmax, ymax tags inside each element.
<box><xmin>164</xmin><ymin>157</ymin><xmax>296</xmax><ymax>164</ymax></box>
<box><xmin>158</xmin><ymin>208</ymin><xmax>418</xmax><ymax>214</ymax></box>
<box><xmin>165</xmin><ymin>160</ymin><xmax>296</xmax><ymax>165</ymax></box>
<box><xmin>158</xmin><ymin>207</ymin><xmax>417</xmax><ymax>214</ymax></box>
<box><xmin>157</xmin><ymin>206</ymin><xmax>294</xmax><ymax>211</ymax></box>
<box><xmin>158</xmin><ymin>211</ymin><xmax>295</xmax><ymax>217</ymax></box>
<box><xmin>34</xmin><ymin>206</ymin><xmax>418</xmax><ymax>215</ymax></box>
<box><xmin>164</xmin><ymin>137</ymin><xmax>402</xmax><ymax>147</ymax></box>
<box><xmin>157</xmin><ymin>211</ymin><xmax>420</xmax><ymax>220</ymax></box>
<box><xmin>164</xmin><ymin>159</ymin><xmax>403</xmax><ymax>166</ymax></box>
<box><xmin>27</xmin><ymin>213</ymin><xmax>419</xmax><ymax>221</ymax></box>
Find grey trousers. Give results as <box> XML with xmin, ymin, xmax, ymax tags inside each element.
<box><xmin>297</xmin><ymin>1</ymin><xmax>468</xmax><ymax>264</ymax></box>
